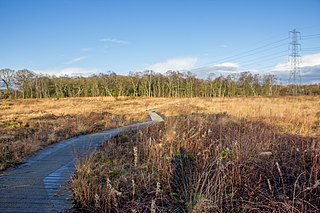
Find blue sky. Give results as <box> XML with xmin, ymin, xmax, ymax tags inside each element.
<box><xmin>0</xmin><ymin>0</ymin><xmax>319</xmax><ymax>82</ymax></box>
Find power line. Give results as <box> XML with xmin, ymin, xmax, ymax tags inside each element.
<box><xmin>302</xmin><ymin>47</ymin><xmax>320</xmax><ymax>50</ymax></box>
<box><xmin>214</xmin><ymin>38</ymin><xmax>288</xmax><ymax>63</ymax></box>
<box><xmin>210</xmin><ymin>43</ymin><xmax>288</xmax><ymax>66</ymax></box>
<box><xmin>239</xmin><ymin>49</ymin><xmax>288</xmax><ymax>63</ymax></box>
<box><xmin>240</xmin><ymin>52</ymin><xmax>288</xmax><ymax>68</ymax></box>
<box><xmin>301</xmin><ymin>47</ymin><xmax>320</xmax><ymax>52</ymax></box>
<box><xmin>242</xmin><ymin>64</ymin><xmax>276</xmax><ymax>72</ymax></box>
<box><xmin>301</xmin><ymin>50</ymin><xmax>320</xmax><ymax>52</ymax></box>
<box><xmin>240</xmin><ymin>43</ymin><xmax>287</xmax><ymax>57</ymax></box>
<box><xmin>191</xmin><ymin>43</ymin><xmax>288</xmax><ymax>74</ymax></box>
<box><xmin>188</xmin><ymin>30</ymin><xmax>318</xmax><ymax>77</ymax></box>
<box><xmin>302</xmin><ymin>33</ymin><xmax>320</xmax><ymax>37</ymax></box>
<box><xmin>191</xmin><ymin>37</ymin><xmax>289</xmax><ymax>70</ymax></box>
<box><xmin>301</xmin><ymin>37</ymin><xmax>320</xmax><ymax>40</ymax></box>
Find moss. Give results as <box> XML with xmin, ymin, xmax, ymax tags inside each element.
<box><xmin>6</xmin><ymin>122</ymin><xmax>19</xmax><ymax>129</ymax></box>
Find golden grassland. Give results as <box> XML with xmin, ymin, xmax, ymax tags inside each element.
<box><xmin>1</xmin><ymin>96</ymin><xmax>320</xmax><ymax>212</ymax></box>
<box><xmin>0</xmin><ymin>97</ymin><xmax>176</xmax><ymax>169</ymax></box>
<box><xmin>0</xmin><ymin>96</ymin><xmax>319</xmax><ymax>170</ymax></box>
<box><xmin>157</xmin><ymin>96</ymin><xmax>320</xmax><ymax>137</ymax></box>
<box><xmin>59</xmin><ymin>96</ymin><xmax>319</xmax><ymax>212</ymax></box>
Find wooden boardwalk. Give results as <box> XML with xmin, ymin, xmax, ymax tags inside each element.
<box><xmin>0</xmin><ymin>111</ymin><xmax>163</xmax><ymax>212</ymax></box>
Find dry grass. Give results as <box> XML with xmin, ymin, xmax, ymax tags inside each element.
<box><xmin>1</xmin><ymin>96</ymin><xmax>319</xmax><ymax>211</ymax></box>
<box><xmin>70</xmin><ymin>96</ymin><xmax>320</xmax><ymax>212</ymax></box>
<box><xmin>1</xmin><ymin>96</ymin><xmax>318</xmax><ymax>169</ymax></box>
<box><xmin>0</xmin><ymin>97</ymin><xmax>181</xmax><ymax>169</ymax></box>
<box><xmin>157</xmin><ymin>96</ymin><xmax>320</xmax><ymax>136</ymax></box>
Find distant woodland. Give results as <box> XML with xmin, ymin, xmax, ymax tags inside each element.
<box><xmin>0</xmin><ymin>68</ymin><xmax>319</xmax><ymax>99</ymax></box>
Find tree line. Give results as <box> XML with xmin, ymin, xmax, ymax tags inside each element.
<box><xmin>0</xmin><ymin>68</ymin><xmax>319</xmax><ymax>99</ymax></box>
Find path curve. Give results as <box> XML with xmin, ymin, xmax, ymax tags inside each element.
<box><xmin>0</xmin><ymin>110</ymin><xmax>164</xmax><ymax>212</ymax></box>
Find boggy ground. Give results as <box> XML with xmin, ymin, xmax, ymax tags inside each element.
<box><xmin>70</xmin><ymin>96</ymin><xmax>320</xmax><ymax>212</ymax></box>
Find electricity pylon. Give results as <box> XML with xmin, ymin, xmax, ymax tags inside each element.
<box><xmin>289</xmin><ymin>29</ymin><xmax>301</xmax><ymax>95</ymax></box>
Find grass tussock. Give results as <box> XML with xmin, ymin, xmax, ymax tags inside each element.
<box><xmin>71</xmin><ymin>113</ymin><xmax>320</xmax><ymax>212</ymax></box>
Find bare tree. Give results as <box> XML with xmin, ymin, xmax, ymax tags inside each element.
<box><xmin>129</xmin><ymin>72</ymin><xmax>141</xmax><ymax>97</ymax></box>
<box><xmin>0</xmin><ymin>68</ymin><xmax>15</xmax><ymax>98</ymax></box>
<box><xmin>15</xmin><ymin>69</ymin><xmax>35</xmax><ymax>98</ymax></box>
<box><xmin>262</xmin><ymin>74</ymin><xmax>277</xmax><ymax>96</ymax></box>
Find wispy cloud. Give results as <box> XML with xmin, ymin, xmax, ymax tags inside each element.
<box><xmin>261</xmin><ymin>53</ymin><xmax>320</xmax><ymax>84</ymax></box>
<box><xmin>147</xmin><ymin>57</ymin><xmax>198</xmax><ymax>73</ymax></box>
<box><xmin>64</xmin><ymin>56</ymin><xmax>88</xmax><ymax>65</ymax></box>
<box><xmin>101</xmin><ymin>38</ymin><xmax>129</xmax><ymax>44</ymax></box>
<box><xmin>300</xmin><ymin>65</ymin><xmax>320</xmax><ymax>84</ymax></box>
<box><xmin>270</xmin><ymin>65</ymin><xmax>320</xmax><ymax>84</ymax></box>
<box><xmin>81</xmin><ymin>48</ymin><xmax>92</xmax><ymax>52</ymax></box>
<box><xmin>191</xmin><ymin>62</ymin><xmax>239</xmax><ymax>78</ymax></box>
<box><xmin>187</xmin><ymin>53</ymin><xmax>319</xmax><ymax>84</ymax></box>
<box><xmin>212</xmin><ymin>62</ymin><xmax>239</xmax><ymax>71</ymax></box>
<box><xmin>273</xmin><ymin>53</ymin><xmax>320</xmax><ymax>71</ymax></box>
<box><xmin>302</xmin><ymin>53</ymin><xmax>320</xmax><ymax>67</ymax></box>
<box><xmin>35</xmin><ymin>67</ymin><xmax>100</xmax><ymax>77</ymax></box>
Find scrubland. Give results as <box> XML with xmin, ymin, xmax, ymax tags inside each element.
<box><xmin>68</xmin><ymin>96</ymin><xmax>320</xmax><ymax>212</ymax></box>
